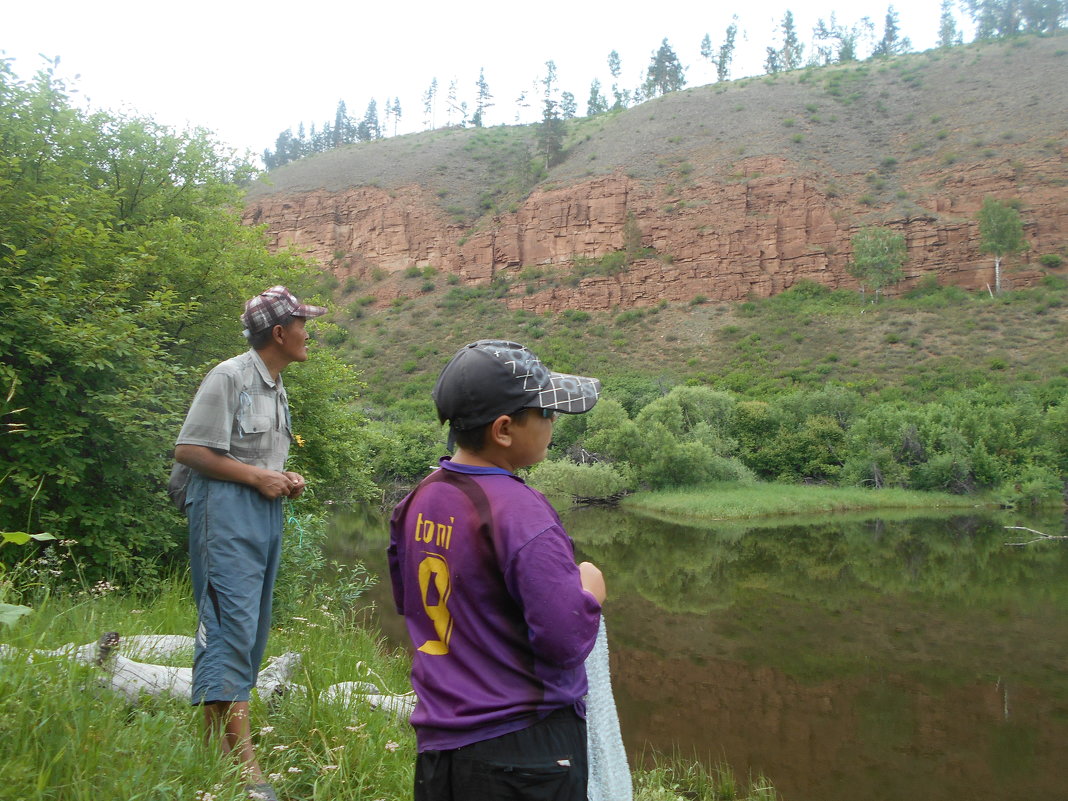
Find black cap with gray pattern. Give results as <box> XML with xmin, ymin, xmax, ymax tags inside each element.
<box><xmin>433</xmin><ymin>340</ymin><xmax>601</xmax><ymax>431</ymax></box>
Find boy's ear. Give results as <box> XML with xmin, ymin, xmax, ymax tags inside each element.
<box><xmin>487</xmin><ymin>414</ymin><xmax>515</xmax><ymax>449</ymax></box>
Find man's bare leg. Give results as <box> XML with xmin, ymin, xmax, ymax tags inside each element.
<box><xmin>203</xmin><ymin>701</ymin><xmax>265</xmax><ymax>784</ymax></box>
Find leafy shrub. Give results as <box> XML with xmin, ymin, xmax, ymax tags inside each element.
<box><xmin>614</xmin><ymin>309</ymin><xmax>646</xmax><ymax>325</ymax></box>
<box><xmin>993</xmin><ymin>464</ymin><xmax>1063</xmax><ymax>509</ymax></box>
<box><xmin>526</xmin><ymin>460</ymin><xmax>635</xmax><ymax>501</ymax></box>
<box><xmin>0</xmin><ymin>60</ymin><xmax>373</xmax><ymax>585</ymax></box>
<box><xmin>1039</xmin><ymin>254</ymin><xmax>1063</xmax><ymax>269</ymax></box>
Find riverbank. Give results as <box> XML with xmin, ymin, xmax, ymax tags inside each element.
<box><xmin>0</xmin><ymin>573</ymin><xmax>778</xmax><ymax>801</ymax></box>
<box><xmin>622</xmin><ymin>481</ymin><xmax>988</xmax><ymax>520</ymax></box>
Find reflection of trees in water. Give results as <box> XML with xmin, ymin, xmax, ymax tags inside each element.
<box><xmin>564</xmin><ymin>508</ymin><xmax>1068</xmax><ymax>615</ymax></box>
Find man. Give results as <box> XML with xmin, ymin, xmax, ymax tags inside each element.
<box><xmin>174</xmin><ymin>286</ymin><xmax>325</xmax><ymax>800</ymax></box>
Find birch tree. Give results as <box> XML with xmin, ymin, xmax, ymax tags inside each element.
<box><xmin>978</xmin><ymin>197</ymin><xmax>1028</xmax><ymax>294</ymax></box>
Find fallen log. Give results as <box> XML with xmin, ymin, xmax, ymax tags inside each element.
<box><xmin>0</xmin><ymin>632</ymin><xmax>412</xmax><ymax>717</ymax></box>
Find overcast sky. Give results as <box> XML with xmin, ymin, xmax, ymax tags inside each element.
<box><xmin>5</xmin><ymin>0</ymin><xmax>969</xmax><ymax>159</ymax></box>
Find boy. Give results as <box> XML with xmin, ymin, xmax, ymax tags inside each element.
<box><xmin>388</xmin><ymin>339</ymin><xmax>607</xmax><ymax>801</ymax></box>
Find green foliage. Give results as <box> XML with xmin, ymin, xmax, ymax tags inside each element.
<box><xmin>849</xmin><ymin>226</ymin><xmax>907</xmax><ymax>297</ymax></box>
<box><xmin>282</xmin><ymin>347</ymin><xmax>376</xmax><ymax>508</ymax></box>
<box><xmin>1039</xmin><ymin>253</ymin><xmax>1064</xmax><ymax>269</ymax></box>
<box><xmin>644</xmin><ymin>38</ymin><xmax>687</xmax><ymax>97</ymax></box>
<box><xmin>536</xmin><ymin>99</ymin><xmax>566</xmax><ymax>168</ymax></box>
<box><xmin>274</xmin><ymin>509</ymin><xmax>376</xmax><ymax>620</ymax></box>
<box><xmin>978</xmin><ymin>196</ymin><xmax>1028</xmax><ymax>292</ymax></box>
<box><xmin>0</xmin><ymin>61</ymin><xmax>369</xmax><ymax>584</ymax></box>
<box><xmin>527</xmin><ymin>459</ymin><xmax>635</xmax><ymax>500</ymax></box>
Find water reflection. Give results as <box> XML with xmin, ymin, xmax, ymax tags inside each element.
<box><xmin>328</xmin><ymin>505</ymin><xmax>1068</xmax><ymax>801</ymax></box>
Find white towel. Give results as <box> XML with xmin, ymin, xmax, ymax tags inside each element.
<box><xmin>585</xmin><ymin>616</ymin><xmax>632</xmax><ymax>801</ymax></box>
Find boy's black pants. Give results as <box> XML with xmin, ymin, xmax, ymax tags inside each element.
<box><xmin>414</xmin><ymin>707</ymin><xmax>587</xmax><ymax>801</ymax></box>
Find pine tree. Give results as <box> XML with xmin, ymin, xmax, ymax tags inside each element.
<box><xmin>423</xmin><ymin>78</ymin><xmax>438</xmax><ymax>130</ymax></box>
<box><xmin>813</xmin><ymin>15</ymin><xmax>873</xmax><ymax>63</ymax></box>
<box><xmin>542</xmin><ymin>60</ymin><xmax>558</xmax><ymax>101</ymax></box>
<box><xmin>608</xmin><ymin>50</ymin><xmax>628</xmax><ymax>110</ymax></box>
<box><xmin>332</xmin><ymin>100</ymin><xmax>350</xmax><ymax>148</ymax></box>
<box><xmin>560</xmin><ymin>91</ymin><xmax>577</xmax><ymax>119</ymax></box>
<box><xmin>446</xmin><ymin>79</ymin><xmax>458</xmax><ymax>126</ymax></box>
<box><xmin>872</xmin><ymin>5</ymin><xmax>912</xmax><ymax>57</ymax></box>
<box><xmin>514</xmin><ymin>88</ymin><xmax>530</xmax><ymax>123</ymax></box>
<box><xmin>356</xmin><ymin>99</ymin><xmax>380</xmax><ymax>141</ymax></box>
<box><xmin>965</xmin><ymin>0</ymin><xmax>1023</xmax><ymax>38</ymax></box>
<box><xmin>472</xmin><ymin>68</ymin><xmax>493</xmax><ymax>127</ymax></box>
<box><xmin>391</xmin><ymin>98</ymin><xmax>402</xmax><ymax>136</ymax></box>
<box><xmin>780</xmin><ymin>11</ymin><xmax>804</xmax><ymax>70</ymax></box>
<box><xmin>765</xmin><ymin>47</ymin><xmax>782</xmax><ymax>74</ymax></box>
<box><xmin>644</xmin><ymin>38</ymin><xmax>686</xmax><ymax>98</ymax></box>
<box><xmin>1021</xmin><ymin>0</ymin><xmax>1067</xmax><ymax>32</ymax></box>
<box><xmin>938</xmin><ymin>0</ymin><xmax>964</xmax><ymax>46</ymax></box>
<box><xmin>537</xmin><ymin>99</ymin><xmax>565</xmax><ymax>169</ymax></box>
<box><xmin>586</xmin><ymin>78</ymin><xmax>608</xmax><ymax>116</ymax></box>
<box><xmin>700</xmin><ymin>33</ymin><xmax>713</xmax><ymax>73</ymax></box>
<box><xmin>765</xmin><ymin>11</ymin><xmax>803</xmax><ymax>73</ymax></box>
<box><xmin>717</xmin><ymin>18</ymin><xmax>739</xmax><ymax>82</ymax></box>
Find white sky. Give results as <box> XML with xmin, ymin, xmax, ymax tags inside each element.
<box><xmin>5</xmin><ymin>0</ymin><xmax>969</xmax><ymax>159</ymax></box>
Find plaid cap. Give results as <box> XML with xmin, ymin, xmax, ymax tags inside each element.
<box><xmin>241</xmin><ymin>286</ymin><xmax>327</xmax><ymax>334</ymax></box>
<box><xmin>433</xmin><ymin>340</ymin><xmax>601</xmax><ymax>431</ymax></box>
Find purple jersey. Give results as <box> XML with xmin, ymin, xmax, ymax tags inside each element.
<box><xmin>388</xmin><ymin>458</ymin><xmax>602</xmax><ymax>752</ymax></box>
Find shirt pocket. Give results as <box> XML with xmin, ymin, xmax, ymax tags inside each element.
<box><xmin>238</xmin><ymin>413</ymin><xmax>272</xmax><ymax>437</ymax></box>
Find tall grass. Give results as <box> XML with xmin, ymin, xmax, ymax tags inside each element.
<box><xmin>623</xmin><ymin>481</ymin><xmax>984</xmax><ymax>520</ymax></box>
<box><xmin>2</xmin><ymin>570</ymin><xmax>777</xmax><ymax>800</ymax></box>
<box><xmin>0</xmin><ymin>572</ymin><xmax>415</xmax><ymax>801</ymax></box>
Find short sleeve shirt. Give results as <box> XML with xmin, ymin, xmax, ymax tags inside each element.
<box><xmin>176</xmin><ymin>349</ymin><xmax>293</xmax><ymax>471</ymax></box>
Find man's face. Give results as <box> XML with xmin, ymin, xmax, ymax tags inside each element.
<box><xmin>277</xmin><ymin>317</ymin><xmax>309</xmax><ymax>363</ymax></box>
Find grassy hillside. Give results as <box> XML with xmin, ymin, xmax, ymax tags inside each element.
<box><xmin>251</xmin><ymin>34</ymin><xmax>1068</xmax><ymax>227</ymax></box>
<box><xmin>321</xmin><ymin>272</ymin><xmax>1068</xmax><ymax>413</ymax></box>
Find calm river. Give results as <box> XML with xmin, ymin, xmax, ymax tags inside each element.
<box><xmin>327</xmin><ymin>504</ymin><xmax>1068</xmax><ymax>801</ymax></box>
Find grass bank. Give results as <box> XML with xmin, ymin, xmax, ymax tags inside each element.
<box><xmin>0</xmin><ymin>572</ymin><xmax>777</xmax><ymax>801</ymax></box>
<box><xmin>623</xmin><ymin>481</ymin><xmax>987</xmax><ymax>521</ymax></box>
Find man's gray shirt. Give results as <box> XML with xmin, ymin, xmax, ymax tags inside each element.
<box><xmin>176</xmin><ymin>349</ymin><xmax>293</xmax><ymax>472</ymax></box>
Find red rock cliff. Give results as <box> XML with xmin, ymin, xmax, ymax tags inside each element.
<box><xmin>243</xmin><ymin>155</ymin><xmax>1066</xmax><ymax>311</ymax></box>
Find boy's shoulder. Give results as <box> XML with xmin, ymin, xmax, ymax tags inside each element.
<box><xmin>401</xmin><ymin>461</ymin><xmax>558</xmax><ymax>523</ymax></box>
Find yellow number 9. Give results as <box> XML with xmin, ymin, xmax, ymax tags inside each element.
<box><xmin>417</xmin><ymin>553</ymin><xmax>453</xmax><ymax>655</ymax></box>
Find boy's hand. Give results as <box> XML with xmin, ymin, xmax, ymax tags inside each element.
<box><xmin>578</xmin><ymin>561</ymin><xmax>606</xmax><ymax>604</ymax></box>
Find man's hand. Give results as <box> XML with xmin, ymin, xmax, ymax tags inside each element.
<box><xmin>175</xmin><ymin>445</ymin><xmax>306</xmax><ymax>501</ymax></box>
<box><xmin>283</xmin><ymin>472</ymin><xmax>306</xmax><ymax>499</ymax></box>
<box><xmin>578</xmin><ymin>561</ymin><xmax>606</xmax><ymax>604</ymax></box>
<box><xmin>253</xmin><ymin>469</ymin><xmax>296</xmax><ymax>500</ymax></box>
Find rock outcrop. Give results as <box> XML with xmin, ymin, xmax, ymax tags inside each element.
<box><xmin>244</xmin><ymin>154</ymin><xmax>1066</xmax><ymax>312</ymax></box>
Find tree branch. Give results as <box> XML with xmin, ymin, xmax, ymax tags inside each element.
<box><xmin>1004</xmin><ymin>526</ymin><xmax>1068</xmax><ymax>546</ymax></box>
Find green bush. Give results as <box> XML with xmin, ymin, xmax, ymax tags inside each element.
<box><xmin>527</xmin><ymin>460</ymin><xmax>635</xmax><ymax>500</ymax></box>
<box><xmin>0</xmin><ymin>61</ymin><xmax>373</xmax><ymax>585</ymax></box>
